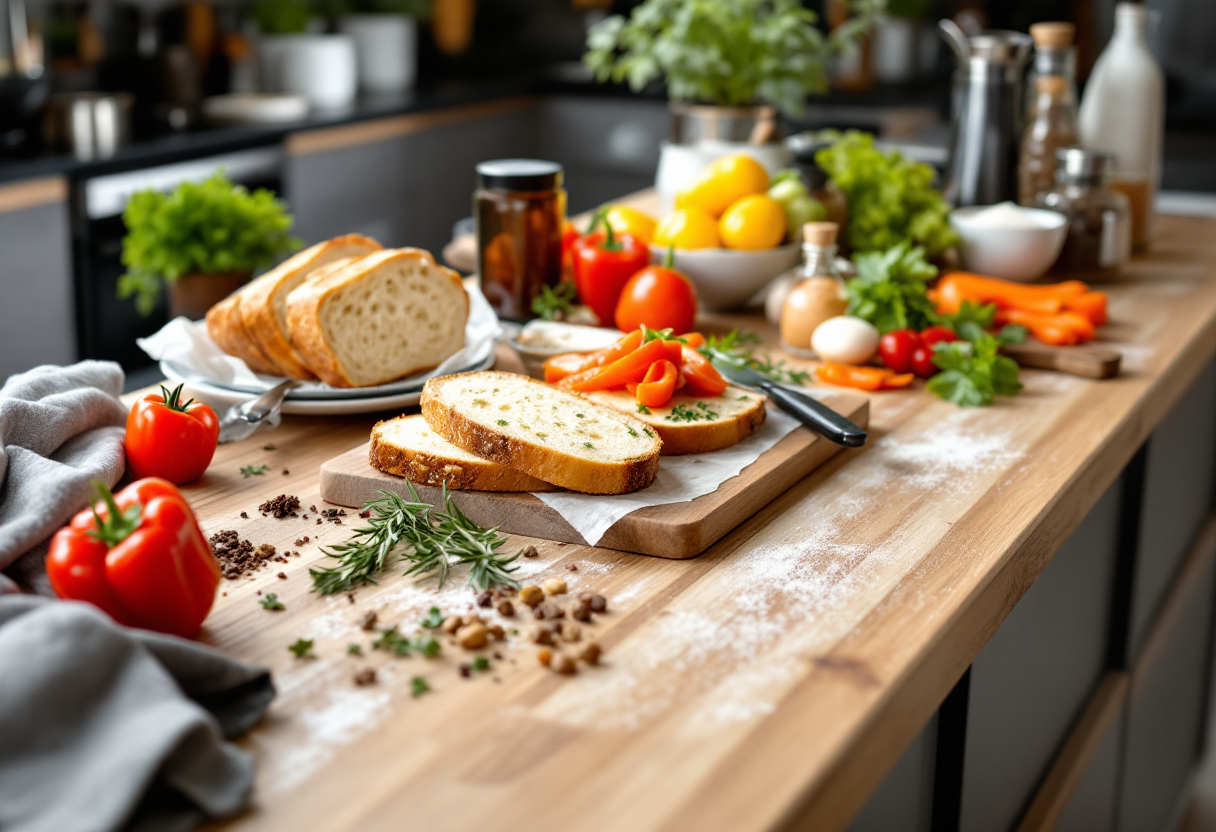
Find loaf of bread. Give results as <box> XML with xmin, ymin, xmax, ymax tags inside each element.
<box><xmin>239</xmin><ymin>234</ymin><xmax>383</xmax><ymax>380</ymax></box>
<box><xmin>370</xmin><ymin>414</ymin><xmax>558</xmax><ymax>492</ymax></box>
<box><xmin>204</xmin><ymin>293</ymin><xmax>283</xmax><ymax>376</ymax></box>
<box><xmin>420</xmin><ymin>371</ymin><xmax>661</xmax><ymax>495</ymax></box>
<box><xmin>286</xmin><ymin>248</ymin><xmax>468</xmax><ymax>388</ymax></box>
<box><xmin>582</xmin><ymin>385</ymin><xmax>766</xmax><ymax>455</ymax></box>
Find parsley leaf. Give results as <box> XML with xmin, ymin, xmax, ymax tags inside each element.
<box><xmin>288</xmin><ymin>638</ymin><xmax>314</xmax><ymax>658</ymax></box>
<box><xmin>259</xmin><ymin>593</ymin><xmax>285</xmax><ymax>611</ymax></box>
<box><xmin>420</xmin><ymin>606</ymin><xmax>445</xmax><ymax>628</ymax></box>
<box><xmin>240</xmin><ymin>464</ymin><xmax>270</xmax><ymax>477</ymax></box>
<box><xmin>530</xmin><ymin>282</ymin><xmax>577</xmax><ymax>321</ymax></box>
<box><xmin>700</xmin><ymin>329</ymin><xmax>811</xmax><ymax>386</ymax></box>
<box><xmin>845</xmin><ymin>241</ymin><xmax>940</xmax><ymax>334</ymax></box>
<box><xmin>410</xmin><ymin>676</ymin><xmax>430</xmax><ymax>697</ymax></box>
<box><xmin>927</xmin><ymin>331</ymin><xmax>1023</xmax><ymax>407</ymax></box>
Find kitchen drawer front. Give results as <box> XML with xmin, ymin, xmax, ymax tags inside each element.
<box><xmin>846</xmin><ymin>715</ymin><xmax>937</xmax><ymax>832</ymax></box>
<box><xmin>1052</xmin><ymin>698</ymin><xmax>1123</xmax><ymax>832</ymax></box>
<box><xmin>1116</xmin><ymin>518</ymin><xmax>1216</xmax><ymax>832</ymax></box>
<box><xmin>0</xmin><ymin>177</ymin><xmax>76</xmax><ymax>381</ymax></box>
<box><xmin>959</xmin><ymin>479</ymin><xmax>1123</xmax><ymax>832</ymax></box>
<box><xmin>285</xmin><ymin>100</ymin><xmax>538</xmax><ymax>257</ymax></box>
<box><xmin>1127</xmin><ymin>358</ymin><xmax>1216</xmax><ymax>661</ymax></box>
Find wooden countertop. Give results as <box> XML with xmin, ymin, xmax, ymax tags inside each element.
<box><xmin>194</xmin><ymin>214</ymin><xmax>1216</xmax><ymax>832</ymax></box>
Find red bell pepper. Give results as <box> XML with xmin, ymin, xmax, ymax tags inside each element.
<box><xmin>572</xmin><ymin>210</ymin><xmax>651</xmax><ymax>327</ymax></box>
<box><xmin>125</xmin><ymin>383</ymin><xmax>219</xmax><ymax>485</ymax></box>
<box><xmin>46</xmin><ymin>478</ymin><xmax>220</xmax><ymax>637</ymax></box>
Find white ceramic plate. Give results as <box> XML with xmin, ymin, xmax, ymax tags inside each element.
<box><xmin>166</xmin><ymin>351</ymin><xmax>496</xmax><ymax>415</ymax></box>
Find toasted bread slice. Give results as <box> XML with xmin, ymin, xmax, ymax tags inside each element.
<box><xmin>370</xmin><ymin>415</ymin><xmax>559</xmax><ymax>492</ymax></box>
<box><xmin>204</xmin><ymin>292</ymin><xmax>284</xmax><ymax>376</ymax></box>
<box><xmin>240</xmin><ymin>234</ymin><xmax>383</xmax><ymax>380</ymax></box>
<box><xmin>286</xmin><ymin>248</ymin><xmax>468</xmax><ymax>388</ymax></box>
<box><xmin>583</xmin><ymin>385</ymin><xmax>766</xmax><ymax>455</ymax></box>
<box><xmin>420</xmin><ymin>371</ymin><xmax>661</xmax><ymax>495</ymax></box>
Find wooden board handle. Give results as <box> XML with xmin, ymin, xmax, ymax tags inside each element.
<box><xmin>1002</xmin><ymin>342</ymin><xmax>1122</xmax><ymax>380</ymax></box>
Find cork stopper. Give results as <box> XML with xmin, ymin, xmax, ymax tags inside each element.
<box><xmin>1030</xmin><ymin>22</ymin><xmax>1075</xmax><ymax>49</ymax></box>
<box><xmin>802</xmin><ymin>222</ymin><xmax>838</xmax><ymax>247</ymax></box>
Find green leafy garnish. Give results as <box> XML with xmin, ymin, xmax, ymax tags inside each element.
<box><xmin>699</xmin><ymin>329</ymin><xmax>812</xmax><ymax>386</ymax></box>
<box><xmin>347</xmin><ymin>643</ymin><xmax>362</xmax><ymax>655</ymax></box>
<box><xmin>666</xmin><ymin>402</ymin><xmax>719</xmax><ymax>423</ymax></box>
<box><xmin>288</xmin><ymin>638</ymin><xmax>314</xmax><ymax>658</ymax></box>
<box><xmin>420</xmin><ymin>606</ymin><xmax>445</xmax><ymax>628</ymax></box>
<box><xmin>472</xmin><ymin>656</ymin><xmax>491</xmax><ymax>672</ymax></box>
<box><xmin>814</xmin><ymin>131</ymin><xmax>958</xmax><ymax>257</ymax></box>
<box><xmin>641</xmin><ymin>326</ymin><xmax>686</xmax><ymax>344</ymax></box>
<box><xmin>372</xmin><ymin>627</ymin><xmax>442</xmax><ymax>658</ymax></box>
<box><xmin>309</xmin><ymin>486</ymin><xmax>521</xmax><ymax>595</ymax></box>
<box><xmin>259</xmin><ymin>593</ymin><xmax>285</xmax><ymax>611</ymax></box>
<box><xmin>240</xmin><ymin>464</ymin><xmax>271</xmax><ymax>477</ymax></box>
<box><xmin>410</xmin><ymin>676</ymin><xmax>430</xmax><ymax>697</ymax></box>
<box><xmin>584</xmin><ymin>442</ymin><xmax>595</xmax><ymax>450</ymax></box>
<box><xmin>496</xmin><ymin>419</ymin><xmax>508</xmax><ymax>426</ymax></box>
<box><xmin>927</xmin><ymin>331</ymin><xmax>1023</xmax><ymax>407</ymax></box>
<box><xmin>637</xmin><ymin>403</ymin><xmax>651</xmax><ymax>415</ymax></box>
<box><xmin>531</xmin><ymin>282</ymin><xmax>578</xmax><ymax>321</ymax></box>
<box><xmin>845</xmin><ymin>241</ymin><xmax>941</xmax><ymax>334</ymax></box>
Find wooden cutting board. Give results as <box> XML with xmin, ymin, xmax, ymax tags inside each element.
<box><xmin>319</xmin><ymin>391</ymin><xmax>869</xmax><ymax>559</ymax></box>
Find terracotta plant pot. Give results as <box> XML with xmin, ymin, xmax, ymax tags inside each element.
<box><xmin>168</xmin><ymin>271</ymin><xmax>250</xmax><ymax>321</ymax></box>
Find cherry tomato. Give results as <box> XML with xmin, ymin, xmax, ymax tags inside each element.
<box><xmin>910</xmin><ymin>345</ymin><xmax>939</xmax><ymax>379</ymax></box>
<box><xmin>878</xmin><ymin>329</ymin><xmax>920</xmax><ymax>374</ymax></box>
<box><xmin>125</xmin><ymin>383</ymin><xmax>219</xmax><ymax>484</ymax></box>
<box><xmin>919</xmin><ymin>326</ymin><xmax>959</xmax><ymax>349</ymax></box>
<box><xmin>614</xmin><ymin>264</ymin><xmax>698</xmax><ymax>334</ymax></box>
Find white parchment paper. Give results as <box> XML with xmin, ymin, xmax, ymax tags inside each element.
<box><xmin>136</xmin><ymin>285</ymin><xmax>500</xmax><ymax>394</ymax></box>
<box><xmin>534</xmin><ymin>407</ymin><xmax>801</xmax><ymax>546</ymax></box>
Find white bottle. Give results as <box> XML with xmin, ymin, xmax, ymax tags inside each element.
<box><xmin>1077</xmin><ymin>3</ymin><xmax>1164</xmax><ymax>250</ymax></box>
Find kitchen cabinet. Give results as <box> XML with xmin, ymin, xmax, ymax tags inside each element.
<box><xmin>284</xmin><ymin>98</ymin><xmax>539</xmax><ymax>258</ymax></box>
<box><xmin>1053</xmin><ymin>698</ymin><xmax>1124</xmax><ymax>832</ymax></box>
<box><xmin>846</xmin><ymin>716</ymin><xmax>937</xmax><ymax>832</ymax></box>
<box><xmin>0</xmin><ymin>177</ymin><xmax>76</xmax><ymax>382</ymax></box>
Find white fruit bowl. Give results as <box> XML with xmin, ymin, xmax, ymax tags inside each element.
<box><xmin>950</xmin><ymin>206</ymin><xmax>1068</xmax><ymax>282</ymax></box>
<box><xmin>653</xmin><ymin>243</ymin><xmax>801</xmax><ymax>312</ymax></box>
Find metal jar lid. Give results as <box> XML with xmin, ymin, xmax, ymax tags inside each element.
<box><xmin>1054</xmin><ymin>147</ymin><xmax>1116</xmax><ymax>182</ymax></box>
<box><xmin>476</xmin><ymin>159</ymin><xmax>563</xmax><ymax>191</ymax></box>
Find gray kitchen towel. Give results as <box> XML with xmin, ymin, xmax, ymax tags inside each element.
<box><xmin>0</xmin><ymin>361</ymin><xmax>128</xmax><ymax>588</ymax></box>
<box><xmin>0</xmin><ymin>595</ymin><xmax>275</xmax><ymax>832</ymax></box>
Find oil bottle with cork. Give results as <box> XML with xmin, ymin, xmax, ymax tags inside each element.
<box><xmin>1018</xmin><ymin>22</ymin><xmax>1079</xmax><ymax>207</ymax></box>
<box><xmin>770</xmin><ymin>222</ymin><xmax>848</xmax><ymax>358</ymax></box>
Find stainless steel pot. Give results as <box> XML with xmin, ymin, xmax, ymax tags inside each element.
<box><xmin>669</xmin><ymin>102</ymin><xmax>780</xmax><ymax>145</ymax></box>
<box><xmin>42</xmin><ymin>92</ymin><xmax>133</xmax><ymax>160</ymax></box>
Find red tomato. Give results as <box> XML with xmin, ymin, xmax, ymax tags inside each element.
<box><xmin>878</xmin><ymin>329</ymin><xmax>920</xmax><ymax>374</ymax></box>
<box><xmin>614</xmin><ymin>265</ymin><xmax>697</xmax><ymax>334</ymax></box>
<box><xmin>125</xmin><ymin>383</ymin><xmax>219</xmax><ymax>484</ymax></box>
<box><xmin>910</xmin><ymin>345</ymin><xmax>939</xmax><ymax>379</ymax></box>
<box><xmin>919</xmin><ymin>326</ymin><xmax>959</xmax><ymax>348</ymax></box>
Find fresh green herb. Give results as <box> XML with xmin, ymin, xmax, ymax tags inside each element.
<box><xmin>372</xmin><ymin>626</ymin><xmax>414</xmax><ymax>656</ymax></box>
<box><xmin>414</xmin><ymin>636</ymin><xmax>441</xmax><ymax>658</ymax></box>
<box><xmin>118</xmin><ymin>173</ymin><xmax>300</xmax><ymax>315</ymax></box>
<box><xmin>347</xmin><ymin>643</ymin><xmax>362</xmax><ymax>655</ymax></box>
<box><xmin>941</xmin><ymin>300</ymin><xmax>1028</xmax><ymax>346</ymax></box>
<box><xmin>410</xmin><ymin>676</ymin><xmax>430</xmax><ymax>697</ymax></box>
<box><xmin>927</xmin><ymin>331</ymin><xmax>1023</xmax><ymax>407</ymax></box>
<box><xmin>575</xmin><ymin>413</ymin><xmax>585</xmax><ymax>419</ymax></box>
<box><xmin>472</xmin><ymin>656</ymin><xmax>491</xmax><ymax>672</ymax></box>
<box><xmin>739</xmin><ymin>395</ymin><xmax>750</xmax><ymax>400</ymax></box>
<box><xmin>845</xmin><ymin>241</ymin><xmax>941</xmax><ymax>334</ymax></box>
<box><xmin>585</xmin><ymin>0</ymin><xmax>881</xmax><ymax>117</ymax></box>
<box><xmin>288</xmin><ymin>638</ymin><xmax>314</xmax><ymax>658</ymax></box>
<box><xmin>637</xmin><ymin>403</ymin><xmax>651</xmax><ymax>415</ymax></box>
<box><xmin>157</xmin><ymin>383</ymin><xmax>196</xmax><ymax>413</ymax></box>
<box><xmin>259</xmin><ymin>593</ymin><xmax>285</xmax><ymax>611</ymax></box>
<box><xmin>473</xmin><ymin>398</ymin><xmax>488</xmax><ymax>406</ymax></box>
<box><xmin>496</xmin><ymin>419</ymin><xmax>508</xmax><ymax>426</ymax></box>
<box><xmin>641</xmin><ymin>326</ymin><xmax>686</xmax><ymax>344</ymax></box>
<box><xmin>699</xmin><ymin>329</ymin><xmax>812</xmax><ymax>386</ymax></box>
<box><xmin>666</xmin><ymin>402</ymin><xmax>718</xmax><ymax>423</ymax></box>
<box><xmin>536</xmin><ymin>432</ymin><xmax>548</xmax><ymax>440</ymax></box>
<box><xmin>814</xmin><ymin>131</ymin><xmax>958</xmax><ymax>257</ymax></box>
<box><xmin>643</xmin><ymin>427</ymin><xmax>655</xmax><ymax>437</ymax></box>
<box><xmin>420</xmin><ymin>606</ymin><xmax>445</xmax><ymax>628</ymax></box>
<box><xmin>531</xmin><ymin>282</ymin><xmax>578</xmax><ymax>321</ymax></box>
<box><xmin>627</xmin><ymin>427</ymin><xmax>638</xmax><ymax>437</ymax></box>
<box><xmin>240</xmin><ymin>464</ymin><xmax>271</xmax><ymax>477</ymax></box>
<box><xmin>584</xmin><ymin>442</ymin><xmax>595</xmax><ymax>449</ymax></box>
<box><xmin>309</xmin><ymin>486</ymin><xmax>521</xmax><ymax>595</ymax></box>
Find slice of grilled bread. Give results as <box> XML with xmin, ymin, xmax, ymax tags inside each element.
<box><xmin>204</xmin><ymin>292</ymin><xmax>284</xmax><ymax>376</ymax></box>
<box><xmin>240</xmin><ymin>234</ymin><xmax>383</xmax><ymax>380</ymax></box>
<box><xmin>370</xmin><ymin>414</ymin><xmax>558</xmax><ymax>492</ymax></box>
<box><xmin>420</xmin><ymin>371</ymin><xmax>661</xmax><ymax>495</ymax></box>
<box><xmin>582</xmin><ymin>385</ymin><xmax>766</xmax><ymax>455</ymax></box>
<box><xmin>286</xmin><ymin>248</ymin><xmax>468</xmax><ymax>388</ymax></box>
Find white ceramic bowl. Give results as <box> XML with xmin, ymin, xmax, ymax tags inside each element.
<box><xmin>949</xmin><ymin>205</ymin><xmax>1068</xmax><ymax>282</ymax></box>
<box><xmin>653</xmin><ymin>243</ymin><xmax>801</xmax><ymax>312</ymax></box>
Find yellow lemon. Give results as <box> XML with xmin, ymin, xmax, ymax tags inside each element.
<box><xmin>603</xmin><ymin>205</ymin><xmax>658</xmax><ymax>245</ymax></box>
<box><xmin>676</xmin><ymin>154</ymin><xmax>771</xmax><ymax>217</ymax></box>
<box><xmin>718</xmin><ymin>194</ymin><xmax>788</xmax><ymax>250</ymax></box>
<box><xmin>653</xmin><ymin>207</ymin><xmax>720</xmax><ymax>250</ymax></box>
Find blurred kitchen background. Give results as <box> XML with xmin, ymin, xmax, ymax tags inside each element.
<box><xmin>0</xmin><ymin>0</ymin><xmax>1214</xmax><ymax>388</ymax></box>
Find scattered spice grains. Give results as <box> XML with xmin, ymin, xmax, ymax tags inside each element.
<box><xmin>354</xmin><ymin>668</ymin><xmax>377</xmax><ymax>686</ymax></box>
<box><xmin>239</xmin><ymin>511</ymin><xmax>248</xmax><ymax>519</ymax></box>
<box><xmin>523</xmin><ymin>545</ymin><xmax>539</xmax><ymax>558</ymax></box>
<box><xmin>359</xmin><ymin>610</ymin><xmax>379</xmax><ymax>631</ymax></box>
<box><xmin>208</xmin><ymin>530</ymin><xmax>265</xmax><ymax>580</ymax></box>
<box><xmin>259</xmin><ymin>494</ymin><xmax>301</xmax><ymax>519</ymax></box>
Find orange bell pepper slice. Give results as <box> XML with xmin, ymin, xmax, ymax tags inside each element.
<box><xmin>679</xmin><ymin>346</ymin><xmax>728</xmax><ymax>397</ymax></box>
<box><xmin>633</xmin><ymin>359</ymin><xmax>678</xmax><ymax>408</ymax></box>
<box><xmin>681</xmin><ymin>332</ymin><xmax>707</xmax><ymax>350</ymax></box>
<box><xmin>543</xmin><ymin>352</ymin><xmax>598</xmax><ymax>384</ymax></box>
<box><xmin>816</xmin><ymin>362</ymin><xmax>914</xmax><ymax>391</ymax></box>
<box><xmin>562</xmin><ymin>337</ymin><xmax>683</xmax><ymax>392</ymax></box>
<box><xmin>998</xmin><ymin>308</ymin><xmax>1096</xmax><ymax>346</ymax></box>
<box><xmin>1061</xmin><ymin>291</ymin><xmax>1108</xmax><ymax>327</ymax></box>
<box><xmin>936</xmin><ymin>273</ymin><xmax>1089</xmax><ymax>316</ymax></box>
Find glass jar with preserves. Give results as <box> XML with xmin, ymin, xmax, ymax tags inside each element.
<box><xmin>475</xmin><ymin>159</ymin><xmax>566</xmax><ymax>321</ymax></box>
<box><xmin>1038</xmin><ymin>148</ymin><xmax>1131</xmax><ymax>278</ymax></box>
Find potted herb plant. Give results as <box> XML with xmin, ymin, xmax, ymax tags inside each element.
<box><xmin>339</xmin><ymin>0</ymin><xmax>430</xmax><ymax>93</ymax></box>
<box><xmin>252</xmin><ymin>0</ymin><xmax>358</xmax><ymax>109</ymax></box>
<box><xmin>118</xmin><ymin>172</ymin><xmax>300</xmax><ymax>319</ymax></box>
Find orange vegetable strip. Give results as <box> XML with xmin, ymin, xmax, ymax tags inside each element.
<box><xmin>936</xmin><ymin>273</ymin><xmax>1089</xmax><ymax>316</ymax></box>
<box><xmin>816</xmin><ymin>362</ymin><xmax>911</xmax><ymax>391</ymax></box>
<box><xmin>679</xmin><ymin>346</ymin><xmax>728</xmax><ymax>397</ymax></box>
<box><xmin>1061</xmin><ymin>291</ymin><xmax>1108</xmax><ymax>327</ymax></box>
<box><xmin>543</xmin><ymin>352</ymin><xmax>599</xmax><ymax>384</ymax></box>
<box><xmin>635</xmin><ymin>359</ymin><xmax>678</xmax><ymax>408</ymax></box>
<box><xmin>565</xmin><ymin>339</ymin><xmax>682</xmax><ymax>392</ymax></box>
<box><xmin>681</xmin><ymin>332</ymin><xmax>706</xmax><ymax>350</ymax></box>
<box><xmin>998</xmin><ymin>309</ymin><xmax>1092</xmax><ymax>346</ymax></box>
<box><xmin>596</xmin><ymin>329</ymin><xmax>644</xmax><ymax>367</ymax></box>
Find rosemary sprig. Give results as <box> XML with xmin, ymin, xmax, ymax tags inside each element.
<box><xmin>531</xmin><ymin>282</ymin><xmax>578</xmax><ymax>321</ymax></box>
<box><xmin>699</xmin><ymin>329</ymin><xmax>813</xmax><ymax>386</ymax></box>
<box><xmin>308</xmin><ymin>484</ymin><xmax>521</xmax><ymax>596</ymax></box>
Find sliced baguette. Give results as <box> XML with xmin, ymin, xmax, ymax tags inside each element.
<box><xmin>370</xmin><ymin>415</ymin><xmax>558</xmax><ymax>492</ymax></box>
<box><xmin>286</xmin><ymin>248</ymin><xmax>468</xmax><ymax>388</ymax></box>
<box><xmin>240</xmin><ymin>234</ymin><xmax>383</xmax><ymax>380</ymax></box>
<box><xmin>582</xmin><ymin>385</ymin><xmax>766</xmax><ymax>455</ymax></box>
<box><xmin>204</xmin><ymin>292</ymin><xmax>284</xmax><ymax>376</ymax></box>
<box><xmin>420</xmin><ymin>371</ymin><xmax>661</xmax><ymax>495</ymax></box>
